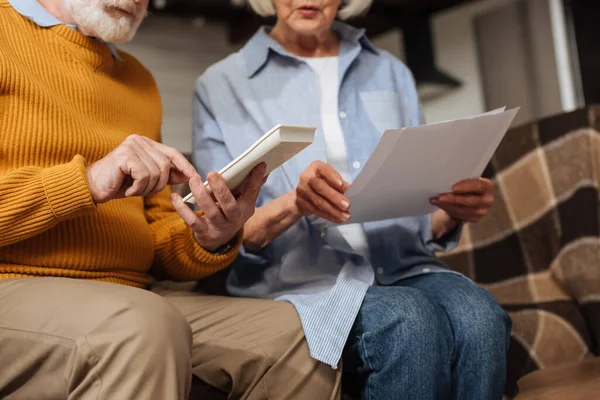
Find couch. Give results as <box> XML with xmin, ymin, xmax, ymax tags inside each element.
<box><xmin>179</xmin><ymin>105</ymin><xmax>600</xmax><ymax>399</ymax></box>
<box><xmin>438</xmin><ymin>105</ymin><xmax>600</xmax><ymax>397</ymax></box>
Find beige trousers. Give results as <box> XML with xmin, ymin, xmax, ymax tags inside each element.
<box><xmin>0</xmin><ymin>278</ymin><xmax>341</xmax><ymax>400</ymax></box>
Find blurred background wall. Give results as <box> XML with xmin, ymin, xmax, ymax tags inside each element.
<box><xmin>119</xmin><ymin>0</ymin><xmax>595</xmax><ymax>153</ymax></box>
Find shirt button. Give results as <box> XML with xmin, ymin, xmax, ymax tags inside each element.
<box><xmin>423</xmin><ymin>268</ymin><xmax>431</xmax><ymax>273</ymax></box>
<box><xmin>339</xmin><ymin>111</ymin><xmax>347</xmax><ymax>119</ymax></box>
<box><xmin>377</xmin><ymin>267</ymin><xmax>384</xmax><ymax>275</ymax></box>
<box><xmin>352</xmin><ymin>161</ymin><xmax>361</xmax><ymax>169</ymax></box>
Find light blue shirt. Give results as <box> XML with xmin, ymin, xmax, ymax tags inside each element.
<box><xmin>8</xmin><ymin>0</ymin><xmax>121</xmax><ymax>60</ymax></box>
<box><xmin>193</xmin><ymin>22</ymin><xmax>463</xmax><ymax>368</ymax></box>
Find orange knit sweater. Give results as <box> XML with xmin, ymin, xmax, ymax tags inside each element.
<box><xmin>0</xmin><ymin>1</ymin><xmax>240</xmax><ymax>288</ymax></box>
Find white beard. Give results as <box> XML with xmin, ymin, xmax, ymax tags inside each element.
<box><xmin>66</xmin><ymin>0</ymin><xmax>146</xmax><ymax>44</ymax></box>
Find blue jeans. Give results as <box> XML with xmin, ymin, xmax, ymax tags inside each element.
<box><xmin>342</xmin><ymin>273</ymin><xmax>512</xmax><ymax>400</ymax></box>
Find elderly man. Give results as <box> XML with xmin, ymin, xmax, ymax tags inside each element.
<box><xmin>0</xmin><ymin>0</ymin><xmax>340</xmax><ymax>399</ymax></box>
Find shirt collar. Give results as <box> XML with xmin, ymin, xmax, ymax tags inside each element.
<box><xmin>8</xmin><ymin>0</ymin><xmax>122</xmax><ymax>60</ymax></box>
<box><xmin>243</xmin><ymin>20</ymin><xmax>379</xmax><ymax>78</ymax></box>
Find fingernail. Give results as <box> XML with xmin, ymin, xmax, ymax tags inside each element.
<box><xmin>337</xmin><ymin>180</ymin><xmax>343</xmax><ymax>188</ymax></box>
<box><xmin>341</xmin><ymin>200</ymin><xmax>350</xmax><ymax>209</ymax></box>
<box><xmin>170</xmin><ymin>193</ymin><xmax>178</xmax><ymax>202</ymax></box>
<box><xmin>430</xmin><ymin>198</ymin><xmax>438</xmax><ymax>204</ymax></box>
<box><xmin>342</xmin><ymin>212</ymin><xmax>351</xmax><ymax>221</ymax></box>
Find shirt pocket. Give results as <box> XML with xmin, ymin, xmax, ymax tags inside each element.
<box><xmin>359</xmin><ymin>91</ymin><xmax>407</xmax><ymax>134</ymax></box>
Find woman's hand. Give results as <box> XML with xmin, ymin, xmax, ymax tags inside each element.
<box><xmin>294</xmin><ymin>161</ymin><xmax>351</xmax><ymax>224</ymax></box>
<box><xmin>430</xmin><ymin>178</ymin><xmax>495</xmax><ymax>224</ymax></box>
<box><xmin>241</xmin><ymin>161</ymin><xmax>350</xmax><ymax>254</ymax></box>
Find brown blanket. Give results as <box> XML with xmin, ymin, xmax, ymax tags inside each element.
<box><xmin>439</xmin><ymin>106</ymin><xmax>600</xmax><ymax>394</ymax></box>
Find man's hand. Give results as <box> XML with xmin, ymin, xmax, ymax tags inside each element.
<box><xmin>170</xmin><ymin>163</ymin><xmax>267</xmax><ymax>252</ymax></box>
<box><xmin>86</xmin><ymin>134</ymin><xmax>196</xmax><ymax>204</ymax></box>
<box><xmin>294</xmin><ymin>161</ymin><xmax>351</xmax><ymax>224</ymax></box>
<box><xmin>430</xmin><ymin>178</ymin><xmax>495</xmax><ymax>223</ymax></box>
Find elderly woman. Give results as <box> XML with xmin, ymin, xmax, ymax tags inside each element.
<box><xmin>193</xmin><ymin>0</ymin><xmax>511</xmax><ymax>399</ymax></box>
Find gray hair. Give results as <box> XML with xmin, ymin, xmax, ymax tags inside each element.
<box><xmin>247</xmin><ymin>0</ymin><xmax>373</xmax><ymax>20</ymax></box>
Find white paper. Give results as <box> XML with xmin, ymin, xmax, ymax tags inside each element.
<box><xmin>341</xmin><ymin>108</ymin><xmax>519</xmax><ymax>224</ymax></box>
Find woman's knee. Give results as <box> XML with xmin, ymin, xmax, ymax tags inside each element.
<box><xmin>84</xmin><ymin>285</ymin><xmax>193</xmax><ymax>362</ymax></box>
<box><xmin>364</xmin><ymin>286</ymin><xmax>450</xmax><ymax>334</ymax></box>
<box><xmin>359</xmin><ymin>287</ymin><xmax>454</xmax><ymax>365</ymax></box>
<box><xmin>453</xmin><ymin>287</ymin><xmax>512</xmax><ymax>353</ymax></box>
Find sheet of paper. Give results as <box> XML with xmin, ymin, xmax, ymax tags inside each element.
<box><xmin>341</xmin><ymin>108</ymin><xmax>519</xmax><ymax>224</ymax></box>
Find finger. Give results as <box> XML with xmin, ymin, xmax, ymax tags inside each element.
<box><xmin>314</xmin><ymin>163</ymin><xmax>347</xmax><ymax>193</ymax></box>
<box><xmin>231</xmin><ymin>163</ymin><xmax>266</xmax><ymax>197</ymax></box>
<box><xmin>140</xmin><ymin>136</ymin><xmax>197</xmax><ymax>184</ymax></box>
<box><xmin>232</xmin><ymin>176</ymin><xmax>250</xmax><ymax>197</ymax></box>
<box><xmin>296</xmin><ymin>196</ymin><xmax>348</xmax><ymax>224</ymax></box>
<box><xmin>207</xmin><ymin>172</ymin><xmax>240</xmax><ymax>222</ymax></box>
<box><xmin>308</xmin><ymin>177</ymin><xmax>350</xmax><ymax>212</ymax></box>
<box><xmin>296</xmin><ymin>196</ymin><xmax>319</xmax><ymax>218</ymax></box>
<box><xmin>134</xmin><ymin>137</ymin><xmax>171</xmax><ymax>196</ymax></box>
<box><xmin>434</xmin><ymin>193</ymin><xmax>487</xmax><ymax>209</ymax></box>
<box><xmin>438</xmin><ymin>203</ymin><xmax>487</xmax><ymax>223</ymax></box>
<box><xmin>455</xmin><ymin>211</ymin><xmax>483</xmax><ymax>223</ymax></box>
<box><xmin>122</xmin><ymin>155</ymin><xmax>151</xmax><ymax>197</ymax></box>
<box><xmin>114</xmin><ymin>176</ymin><xmax>134</xmax><ymax>199</ymax></box>
<box><xmin>434</xmin><ymin>191</ymin><xmax>494</xmax><ymax>209</ymax></box>
<box><xmin>438</xmin><ymin>204</ymin><xmax>472</xmax><ymax>219</ymax></box>
<box><xmin>452</xmin><ymin>178</ymin><xmax>492</xmax><ymax>195</ymax></box>
<box><xmin>190</xmin><ymin>175</ymin><xmax>224</xmax><ymax>223</ymax></box>
<box><xmin>433</xmin><ymin>203</ymin><xmax>475</xmax><ymax>222</ymax></box>
<box><xmin>340</xmin><ymin>180</ymin><xmax>351</xmax><ymax>194</ymax></box>
<box><xmin>129</xmin><ymin>138</ymin><xmax>161</xmax><ymax>196</ymax></box>
<box><xmin>238</xmin><ymin>163</ymin><xmax>267</xmax><ymax>217</ymax></box>
<box><xmin>170</xmin><ymin>192</ymin><xmax>207</xmax><ymax>233</ymax></box>
<box><xmin>297</xmin><ymin>186</ymin><xmax>351</xmax><ymax>223</ymax></box>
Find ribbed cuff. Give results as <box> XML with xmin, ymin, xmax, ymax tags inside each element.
<box><xmin>184</xmin><ymin>228</ymin><xmax>244</xmax><ymax>265</ymax></box>
<box><xmin>41</xmin><ymin>155</ymin><xmax>97</xmax><ymax>221</ymax></box>
<box><xmin>160</xmin><ymin>225</ymin><xmax>244</xmax><ymax>281</ymax></box>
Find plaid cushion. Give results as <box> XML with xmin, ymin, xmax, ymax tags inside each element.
<box><xmin>440</xmin><ymin>106</ymin><xmax>600</xmax><ymax>393</ymax></box>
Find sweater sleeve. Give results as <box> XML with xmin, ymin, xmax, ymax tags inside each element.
<box><xmin>0</xmin><ymin>155</ymin><xmax>97</xmax><ymax>248</ymax></box>
<box><xmin>145</xmin><ymin>186</ymin><xmax>242</xmax><ymax>281</ymax></box>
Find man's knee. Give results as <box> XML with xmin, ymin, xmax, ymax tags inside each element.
<box><xmin>84</xmin><ymin>284</ymin><xmax>193</xmax><ymax>362</ymax></box>
<box><xmin>80</xmin><ymin>285</ymin><xmax>194</xmax><ymax>399</ymax></box>
<box><xmin>0</xmin><ymin>279</ymin><xmax>193</xmax><ymax>399</ymax></box>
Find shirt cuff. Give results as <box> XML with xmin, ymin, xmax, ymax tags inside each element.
<box><xmin>237</xmin><ymin>243</ymin><xmax>272</xmax><ymax>266</ymax></box>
